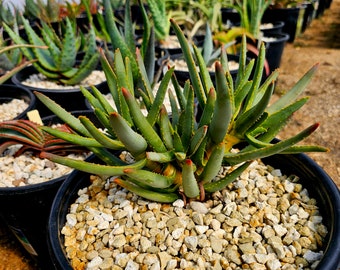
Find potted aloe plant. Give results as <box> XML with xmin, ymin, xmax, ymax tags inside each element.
<box><xmin>263</xmin><ymin>0</ymin><xmax>307</xmax><ymax>43</ymax></box>
<box><xmin>32</xmin><ymin>19</ymin><xmax>340</xmax><ymax>269</ymax></box>
<box><xmin>231</xmin><ymin>0</ymin><xmax>290</xmax><ymax>74</ymax></box>
<box><xmin>2</xmin><ymin>16</ymin><xmax>105</xmax><ymax>116</ymax></box>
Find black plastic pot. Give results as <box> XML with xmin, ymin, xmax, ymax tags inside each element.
<box><xmin>263</xmin><ymin>5</ymin><xmax>306</xmax><ymax>43</ymax></box>
<box><xmin>220</xmin><ymin>7</ymin><xmax>241</xmax><ymax>27</ymax></box>
<box><xmin>0</xmin><ymin>110</ymin><xmax>95</xmax><ymax>269</ymax></box>
<box><xmin>260</xmin><ymin>21</ymin><xmax>285</xmax><ymax>36</ymax></box>
<box><xmin>48</xmin><ymin>153</ymin><xmax>340</xmax><ymax>270</ymax></box>
<box><xmin>262</xmin><ymin>33</ymin><xmax>290</xmax><ymax>73</ymax></box>
<box><xmin>0</xmin><ymin>84</ymin><xmax>36</xmax><ymax>120</ymax></box>
<box><xmin>301</xmin><ymin>1</ymin><xmax>318</xmax><ymax>33</ymax></box>
<box><xmin>11</xmin><ymin>66</ymin><xmax>107</xmax><ymax>117</ymax></box>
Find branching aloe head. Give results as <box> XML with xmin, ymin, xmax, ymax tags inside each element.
<box><xmin>36</xmin><ymin>19</ymin><xmax>327</xmax><ymax>203</ymax></box>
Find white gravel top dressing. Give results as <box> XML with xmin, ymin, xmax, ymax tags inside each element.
<box><xmin>62</xmin><ymin>160</ymin><xmax>327</xmax><ymax>270</ymax></box>
<box><xmin>0</xmin><ymin>98</ymin><xmax>29</xmax><ymax>122</ymax></box>
<box><xmin>0</xmin><ymin>145</ymin><xmax>89</xmax><ymax>187</ymax></box>
<box><xmin>170</xmin><ymin>58</ymin><xmax>239</xmax><ymax>72</ymax></box>
<box><xmin>22</xmin><ymin>70</ymin><xmax>106</xmax><ymax>90</ymax></box>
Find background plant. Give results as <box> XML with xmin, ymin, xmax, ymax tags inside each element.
<box><xmin>233</xmin><ymin>0</ymin><xmax>271</xmax><ymax>39</ymax></box>
<box><xmin>2</xmin><ymin>16</ymin><xmax>99</xmax><ymax>85</ymax></box>
<box><xmin>34</xmin><ymin>19</ymin><xmax>327</xmax><ymax>204</ymax></box>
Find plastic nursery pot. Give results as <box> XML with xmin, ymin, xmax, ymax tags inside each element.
<box><xmin>47</xmin><ymin>152</ymin><xmax>340</xmax><ymax>270</ymax></box>
<box><xmin>0</xmin><ymin>84</ymin><xmax>36</xmax><ymax>120</ymax></box>
<box><xmin>0</xmin><ymin>110</ymin><xmax>95</xmax><ymax>269</ymax></box>
<box><xmin>263</xmin><ymin>5</ymin><xmax>306</xmax><ymax>43</ymax></box>
<box><xmin>262</xmin><ymin>33</ymin><xmax>290</xmax><ymax>73</ymax></box>
<box><xmin>260</xmin><ymin>21</ymin><xmax>285</xmax><ymax>36</ymax></box>
<box><xmin>11</xmin><ymin>65</ymin><xmax>107</xmax><ymax>117</ymax></box>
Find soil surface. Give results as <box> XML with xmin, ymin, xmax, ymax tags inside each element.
<box><xmin>0</xmin><ymin>1</ymin><xmax>339</xmax><ymax>269</ymax></box>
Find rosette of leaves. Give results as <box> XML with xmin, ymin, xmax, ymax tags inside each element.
<box><xmin>35</xmin><ymin>19</ymin><xmax>327</xmax><ymax>203</ymax></box>
<box><xmin>2</xmin><ymin>16</ymin><xmax>99</xmax><ymax>85</ymax></box>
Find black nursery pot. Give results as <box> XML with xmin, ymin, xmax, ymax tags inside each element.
<box><xmin>260</xmin><ymin>21</ymin><xmax>285</xmax><ymax>36</ymax></box>
<box><xmin>0</xmin><ymin>110</ymin><xmax>95</xmax><ymax>269</ymax></box>
<box><xmin>47</xmin><ymin>153</ymin><xmax>340</xmax><ymax>270</ymax></box>
<box><xmin>262</xmin><ymin>33</ymin><xmax>290</xmax><ymax>73</ymax></box>
<box><xmin>11</xmin><ymin>66</ymin><xmax>107</xmax><ymax>117</ymax></box>
<box><xmin>263</xmin><ymin>6</ymin><xmax>306</xmax><ymax>43</ymax></box>
<box><xmin>0</xmin><ymin>84</ymin><xmax>36</xmax><ymax>120</ymax></box>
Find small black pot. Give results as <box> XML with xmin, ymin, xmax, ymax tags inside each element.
<box><xmin>0</xmin><ymin>110</ymin><xmax>95</xmax><ymax>269</ymax></box>
<box><xmin>11</xmin><ymin>66</ymin><xmax>107</xmax><ymax>117</ymax></box>
<box><xmin>47</xmin><ymin>153</ymin><xmax>340</xmax><ymax>269</ymax></box>
<box><xmin>0</xmin><ymin>84</ymin><xmax>36</xmax><ymax>120</ymax></box>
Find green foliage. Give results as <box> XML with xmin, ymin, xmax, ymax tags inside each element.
<box><xmin>36</xmin><ymin>20</ymin><xmax>327</xmax><ymax>203</ymax></box>
<box><xmin>2</xmin><ymin>17</ymin><xmax>99</xmax><ymax>85</ymax></box>
<box><xmin>233</xmin><ymin>0</ymin><xmax>271</xmax><ymax>39</ymax></box>
<box><xmin>24</xmin><ymin>0</ymin><xmax>61</xmax><ymax>23</ymax></box>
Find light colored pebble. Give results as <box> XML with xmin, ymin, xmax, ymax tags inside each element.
<box><xmin>0</xmin><ymin>98</ymin><xmax>29</xmax><ymax>122</ymax></box>
<box><xmin>22</xmin><ymin>70</ymin><xmax>106</xmax><ymax>90</ymax></box>
<box><xmin>61</xmin><ymin>160</ymin><xmax>328</xmax><ymax>269</ymax></box>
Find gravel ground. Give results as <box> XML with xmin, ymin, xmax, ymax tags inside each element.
<box><xmin>0</xmin><ymin>1</ymin><xmax>339</xmax><ymax>268</ymax></box>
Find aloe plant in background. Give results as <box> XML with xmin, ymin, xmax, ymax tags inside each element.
<box><xmin>2</xmin><ymin>16</ymin><xmax>99</xmax><ymax>86</ymax></box>
<box><xmin>35</xmin><ymin>19</ymin><xmax>327</xmax><ymax>203</ymax></box>
<box><xmin>233</xmin><ymin>0</ymin><xmax>271</xmax><ymax>39</ymax></box>
<box><xmin>0</xmin><ymin>42</ymin><xmax>49</xmax><ymax>84</ymax></box>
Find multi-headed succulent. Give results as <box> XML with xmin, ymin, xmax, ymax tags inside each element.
<box><xmin>2</xmin><ymin>16</ymin><xmax>99</xmax><ymax>85</ymax></box>
<box><xmin>36</xmin><ymin>19</ymin><xmax>327</xmax><ymax>203</ymax></box>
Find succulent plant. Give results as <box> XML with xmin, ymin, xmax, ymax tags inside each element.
<box><xmin>0</xmin><ymin>119</ymin><xmax>88</xmax><ymax>157</ymax></box>
<box><xmin>36</xmin><ymin>19</ymin><xmax>327</xmax><ymax>203</ymax></box>
<box><xmin>233</xmin><ymin>0</ymin><xmax>271</xmax><ymax>39</ymax></box>
<box><xmin>0</xmin><ymin>43</ymin><xmax>47</xmax><ymax>84</ymax></box>
<box><xmin>2</xmin><ymin>16</ymin><xmax>99</xmax><ymax>85</ymax></box>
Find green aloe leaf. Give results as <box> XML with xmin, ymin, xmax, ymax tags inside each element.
<box><xmin>209</xmin><ymin>62</ymin><xmax>233</xmax><ymax>144</ymax></box>
<box><xmin>114</xmin><ymin>178</ymin><xmax>179</xmax><ymax>203</ymax></box>
<box><xmin>21</xmin><ymin>18</ymin><xmax>57</xmax><ymax>72</ymax></box>
<box><xmin>122</xmin><ymin>88</ymin><xmax>167</xmax><ymax>153</ymax></box>
<box><xmin>35</xmin><ymin>92</ymin><xmax>90</xmax><ymax>136</ymax></box>
<box><xmin>204</xmin><ymin>162</ymin><xmax>251</xmax><ymax>193</ymax></box>
<box><xmin>182</xmin><ymin>159</ymin><xmax>200</xmax><ymax>199</ymax></box>
<box><xmin>41</xmin><ymin>126</ymin><xmax>110</xmax><ymax>148</ymax></box>
<box><xmin>57</xmin><ymin>17</ymin><xmax>77</xmax><ymax>72</ymax></box>
<box><xmin>40</xmin><ymin>152</ymin><xmax>147</xmax><ymax>175</ymax></box>
<box><xmin>199</xmin><ymin>142</ymin><xmax>225</xmax><ymax>184</ymax></box>
<box><xmin>267</xmin><ymin>64</ymin><xmax>318</xmax><ymax>114</ymax></box>
<box><xmin>123</xmin><ymin>168</ymin><xmax>175</xmax><ymax>188</ymax></box>
<box><xmin>146</xmin><ymin>67</ymin><xmax>174</xmax><ymax>125</ymax></box>
<box><xmin>109</xmin><ymin>112</ymin><xmax>148</xmax><ymax>157</ymax></box>
<box><xmin>224</xmin><ymin>123</ymin><xmax>320</xmax><ymax>164</ymax></box>
<box><xmin>170</xmin><ymin>18</ymin><xmax>206</xmax><ymax>107</ymax></box>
